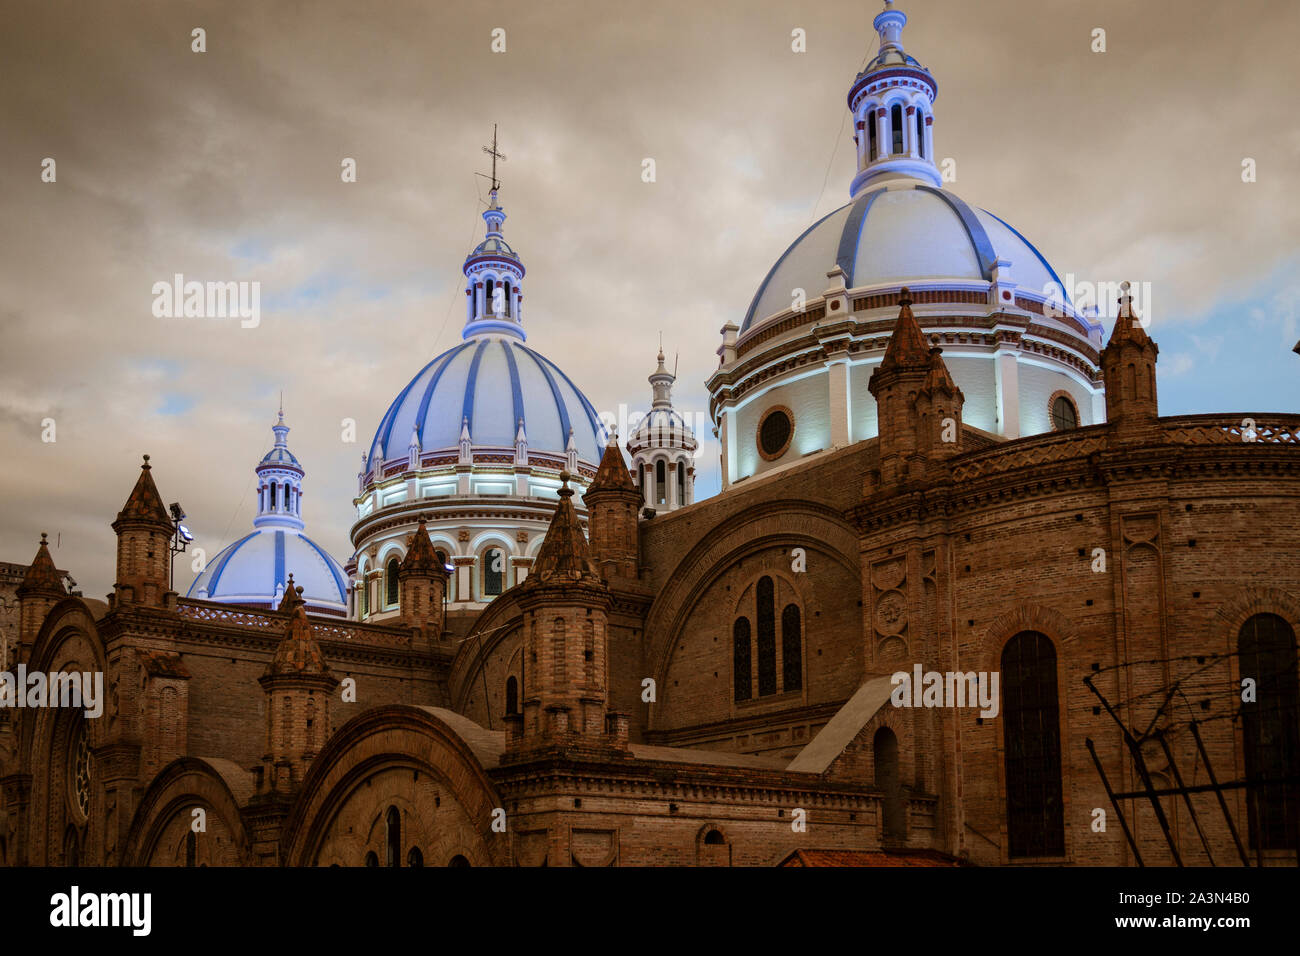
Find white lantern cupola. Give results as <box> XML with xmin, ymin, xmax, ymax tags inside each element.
<box><xmin>462</xmin><ymin>186</ymin><xmax>527</xmax><ymax>340</ymax></box>
<box><xmin>254</xmin><ymin>405</ymin><xmax>305</xmax><ymax>531</ymax></box>
<box><xmin>848</xmin><ymin>1</ymin><xmax>941</xmax><ymax>197</ymax></box>
<box><xmin>627</xmin><ymin>346</ymin><xmax>698</xmax><ymax>513</ymax></box>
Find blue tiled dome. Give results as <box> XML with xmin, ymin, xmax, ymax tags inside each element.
<box><xmin>188</xmin><ymin>528</ymin><xmax>347</xmax><ymax>612</ymax></box>
<box><xmin>367</xmin><ymin>338</ymin><xmax>607</xmax><ymax>466</ymax></box>
<box><xmin>741</xmin><ymin>183</ymin><xmax>1072</xmax><ymax>333</ymax></box>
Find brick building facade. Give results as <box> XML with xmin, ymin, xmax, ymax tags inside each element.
<box><xmin>2</xmin><ymin>287</ymin><xmax>1297</xmax><ymax>867</ymax></box>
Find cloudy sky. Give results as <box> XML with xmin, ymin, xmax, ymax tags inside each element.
<box><xmin>2</xmin><ymin>0</ymin><xmax>1297</xmax><ymax>600</ymax></box>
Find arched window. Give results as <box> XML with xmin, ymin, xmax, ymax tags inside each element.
<box><xmin>868</xmin><ymin>113</ymin><xmax>878</xmax><ymax>161</ymax></box>
<box><xmin>733</xmin><ymin>617</ymin><xmax>752</xmax><ymax>702</ymax></box>
<box><xmin>448</xmin><ymin>854</ymin><xmax>471</xmax><ymax>867</ymax></box>
<box><xmin>1238</xmin><ymin>613</ymin><xmax>1300</xmax><ymax>850</ymax></box>
<box><xmin>407</xmin><ymin>847</ymin><xmax>424</xmax><ymax>867</ymax></box>
<box><xmin>485</xmin><ymin>277</ymin><xmax>495</xmax><ymax>313</ymax></box>
<box><xmin>756</xmin><ymin>576</ymin><xmax>777</xmax><ymax>696</ymax></box>
<box><xmin>502</xmin><ymin>279</ymin><xmax>512</xmax><ymax>316</ymax></box>
<box><xmin>891</xmin><ymin>104</ymin><xmax>904</xmax><ymax>155</ymax></box>
<box><xmin>185</xmin><ymin>830</ymin><xmax>196</xmax><ymax>867</ymax></box>
<box><xmin>483</xmin><ymin>548</ymin><xmax>504</xmax><ymax>596</ymax></box>
<box><xmin>703</xmin><ymin>829</ymin><xmax>726</xmax><ymax>845</ymax></box>
<box><xmin>385</xmin><ymin>557</ymin><xmax>400</xmax><ymax>607</ymax></box>
<box><xmin>270</xmin><ymin>481</ymin><xmax>279</xmax><ymax>510</ymax></box>
<box><xmin>915</xmin><ymin>109</ymin><xmax>925</xmax><ymax>158</ymax></box>
<box><xmin>1002</xmin><ymin>631</ymin><xmax>1065</xmax><ymax>858</ymax></box>
<box><xmin>364</xmin><ymin>851</ymin><xmax>378</xmax><ymax>867</ymax></box>
<box><xmin>656</xmin><ymin>460</ymin><xmax>666</xmax><ymax>506</ymax></box>
<box><xmin>874</xmin><ymin>727</ymin><xmax>905</xmax><ymax>842</ymax></box>
<box><xmin>1051</xmin><ymin>394</ymin><xmax>1079</xmax><ymax>431</ymax></box>
<box><xmin>552</xmin><ymin>617</ymin><xmax>566</xmax><ymax>684</ymax></box>
<box><xmin>385</xmin><ymin>806</ymin><xmax>401</xmax><ymax>867</ymax></box>
<box><xmin>676</xmin><ymin>459</ymin><xmax>685</xmax><ymax>504</ymax></box>
<box><xmin>506</xmin><ymin>675</ymin><xmax>519</xmax><ymax>715</ymax></box>
<box><xmin>361</xmin><ymin>575</ymin><xmax>370</xmax><ymax>617</ymax></box>
<box><xmin>782</xmin><ymin>603</ymin><xmax>802</xmax><ymax>691</ymax></box>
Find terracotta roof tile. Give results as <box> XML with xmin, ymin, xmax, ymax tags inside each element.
<box><xmin>115</xmin><ymin>456</ymin><xmax>173</xmax><ymax>529</ymax></box>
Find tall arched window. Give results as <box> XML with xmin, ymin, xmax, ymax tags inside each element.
<box><xmin>185</xmin><ymin>830</ymin><xmax>196</xmax><ymax>867</ymax></box>
<box><xmin>485</xmin><ymin>277</ymin><xmax>495</xmax><ymax>313</ymax></box>
<box><xmin>756</xmin><ymin>576</ymin><xmax>777</xmax><ymax>696</ymax></box>
<box><xmin>1002</xmin><ymin>631</ymin><xmax>1065</xmax><ymax>858</ymax></box>
<box><xmin>782</xmin><ymin>603</ymin><xmax>802</xmax><ymax>691</ymax></box>
<box><xmin>361</xmin><ymin>574</ymin><xmax>370</xmax><ymax>617</ymax></box>
<box><xmin>891</xmin><ymin>104</ymin><xmax>904</xmax><ymax>155</ymax></box>
<box><xmin>1238</xmin><ymin>613</ymin><xmax>1300</xmax><ymax>850</ymax></box>
<box><xmin>364</xmin><ymin>851</ymin><xmax>378</xmax><ymax>867</ymax></box>
<box><xmin>270</xmin><ymin>481</ymin><xmax>279</xmax><ymax>510</ymax></box>
<box><xmin>483</xmin><ymin>548</ymin><xmax>504</xmax><ymax>596</ymax></box>
<box><xmin>385</xmin><ymin>806</ymin><xmax>401</xmax><ymax>868</ymax></box>
<box><xmin>874</xmin><ymin>727</ymin><xmax>905</xmax><ymax>842</ymax></box>
<box><xmin>407</xmin><ymin>847</ymin><xmax>424</xmax><ymax>867</ymax></box>
<box><xmin>733</xmin><ymin>618</ymin><xmax>752</xmax><ymax>702</ymax></box>
<box><xmin>506</xmin><ymin>675</ymin><xmax>519</xmax><ymax>715</ymax></box>
<box><xmin>502</xmin><ymin>279</ymin><xmax>512</xmax><ymax>316</ymax></box>
<box><xmin>552</xmin><ymin>617</ymin><xmax>567</xmax><ymax>685</ymax></box>
<box><xmin>655</xmin><ymin>460</ymin><xmax>666</xmax><ymax>506</ymax></box>
<box><xmin>915</xmin><ymin>109</ymin><xmax>925</xmax><ymax>158</ymax></box>
<box><xmin>385</xmin><ymin>557</ymin><xmax>399</xmax><ymax>607</ymax></box>
<box><xmin>868</xmin><ymin>114</ymin><xmax>878</xmax><ymax>161</ymax></box>
<box><xmin>676</xmin><ymin>459</ymin><xmax>685</xmax><ymax>504</ymax></box>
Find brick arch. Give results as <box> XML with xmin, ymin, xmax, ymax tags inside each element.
<box><xmin>449</xmin><ymin>592</ymin><xmax>523</xmax><ymax>713</ymax></box>
<box><xmin>1213</xmin><ymin>586</ymin><xmax>1300</xmax><ymax>637</ymax></box>
<box><xmin>21</xmin><ymin>600</ymin><xmax>108</xmax><ymax>866</ymax></box>
<box><xmin>121</xmin><ymin>757</ymin><xmax>253</xmax><ymax>866</ymax></box>
<box><xmin>280</xmin><ymin>705</ymin><xmax>506</xmax><ymax>867</ymax></box>
<box><xmin>643</xmin><ymin>500</ymin><xmax>858</xmax><ymax>707</ymax></box>
<box><xmin>980</xmin><ymin>603</ymin><xmax>1076</xmax><ymax>674</ymax></box>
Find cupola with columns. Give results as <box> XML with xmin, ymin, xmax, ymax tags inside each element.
<box><xmin>848</xmin><ymin>0</ymin><xmax>940</xmax><ymax>197</ymax></box>
<box><xmin>626</xmin><ymin>346</ymin><xmax>698</xmax><ymax>513</ymax></box>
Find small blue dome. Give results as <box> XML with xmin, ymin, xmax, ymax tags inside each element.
<box><xmin>187</xmin><ymin>528</ymin><xmax>347</xmax><ymax>613</ymax></box>
<box><xmin>368</xmin><ymin>337</ymin><xmax>606</xmax><ymax>466</ymax></box>
<box><xmin>259</xmin><ymin>445</ymin><xmax>300</xmax><ymax>468</ymax></box>
<box><xmin>470</xmin><ymin>236</ymin><xmax>518</xmax><ymax>260</ymax></box>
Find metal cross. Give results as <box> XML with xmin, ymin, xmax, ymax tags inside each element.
<box><xmin>482</xmin><ymin>124</ymin><xmax>507</xmax><ymax>191</ymax></box>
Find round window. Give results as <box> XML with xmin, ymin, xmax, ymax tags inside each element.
<box><xmin>757</xmin><ymin>406</ymin><xmax>794</xmax><ymax>461</ymax></box>
<box><xmin>1050</xmin><ymin>394</ymin><xmax>1078</xmax><ymax>431</ymax></box>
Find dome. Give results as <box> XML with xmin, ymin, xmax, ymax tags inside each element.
<box><xmin>187</xmin><ymin>527</ymin><xmax>348</xmax><ymax>614</ymax></box>
<box><xmin>742</xmin><ymin>182</ymin><xmax>1071</xmax><ymax>333</ymax></box>
<box><xmin>259</xmin><ymin>444</ymin><xmax>300</xmax><ymax>468</ymax></box>
<box><xmin>470</xmin><ymin>236</ymin><xmax>518</xmax><ymax>260</ymax></box>
<box><xmin>367</xmin><ymin>337</ymin><xmax>607</xmax><ymax>466</ymax></box>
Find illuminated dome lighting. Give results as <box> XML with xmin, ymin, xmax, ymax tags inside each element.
<box><xmin>708</xmin><ymin>1</ymin><xmax>1104</xmax><ymax>489</ymax></box>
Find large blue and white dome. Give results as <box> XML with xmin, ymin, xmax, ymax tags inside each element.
<box><xmin>366</xmin><ymin>337</ymin><xmax>605</xmax><ymax>466</ymax></box>
<box><xmin>708</xmin><ymin>1</ymin><xmax>1105</xmax><ymax>489</ymax></box>
<box><xmin>188</xmin><ymin>410</ymin><xmax>347</xmax><ymax>616</ymax></box>
<box><xmin>349</xmin><ymin>179</ymin><xmax>609</xmax><ymax>620</ymax></box>
<box><xmin>741</xmin><ymin>182</ymin><xmax>1070</xmax><ymax>333</ymax></box>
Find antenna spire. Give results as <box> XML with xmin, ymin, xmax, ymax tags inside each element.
<box><xmin>482</xmin><ymin>124</ymin><xmax>507</xmax><ymax>191</ymax></box>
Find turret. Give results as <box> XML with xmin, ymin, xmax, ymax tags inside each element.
<box><xmin>397</xmin><ymin>518</ymin><xmax>449</xmax><ymax>639</ymax></box>
<box><xmin>15</xmin><ymin>533</ymin><xmax>65</xmax><ymax>658</ymax></box>
<box><xmin>583</xmin><ymin>435</ymin><xmax>642</xmax><ymax>580</ymax></box>
<box><xmin>506</xmin><ymin>473</ymin><xmax>626</xmax><ymax>755</ymax></box>
<box><xmin>258</xmin><ymin>599</ymin><xmax>338</xmax><ymax>792</ymax></box>
<box><xmin>1101</xmin><ymin>281</ymin><xmax>1159</xmax><ymax>437</ymax></box>
<box><xmin>112</xmin><ymin>455</ymin><xmax>174</xmax><ymax>607</ymax></box>
<box><xmin>868</xmin><ymin>289</ymin><xmax>933</xmax><ymax>485</ymax></box>
<box><xmin>915</xmin><ymin>346</ymin><xmax>965</xmax><ymax>464</ymax></box>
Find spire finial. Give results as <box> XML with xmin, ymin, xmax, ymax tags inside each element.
<box><xmin>141</xmin><ymin>454</ymin><xmax>151</xmax><ymax>470</ymax></box>
<box><xmin>40</xmin><ymin>532</ymin><xmax>48</xmax><ymax>545</ymax></box>
<box><xmin>482</xmin><ymin>123</ymin><xmax>507</xmax><ymax>192</ymax></box>
<box><xmin>558</xmin><ymin>470</ymin><xmax>573</xmax><ymax>497</ymax></box>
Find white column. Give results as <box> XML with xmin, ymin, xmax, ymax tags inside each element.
<box><xmin>995</xmin><ymin>351</ymin><xmax>1021</xmax><ymax>438</ymax></box>
<box><xmin>827</xmin><ymin>358</ymin><xmax>852</xmax><ymax>448</ymax></box>
<box><xmin>905</xmin><ymin>106</ymin><xmax>917</xmax><ymax>158</ymax></box>
<box><xmin>667</xmin><ymin>462</ymin><xmax>679</xmax><ymax>509</ymax></box>
<box><xmin>924</xmin><ymin>117</ymin><xmax>935</xmax><ymax>164</ymax></box>
<box><xmin>876</xmin><ymin>110</ymin><xmax>890</xmax><ymax>160</ymax></box>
